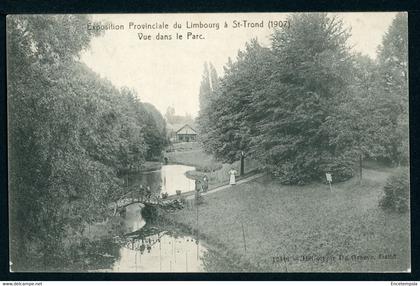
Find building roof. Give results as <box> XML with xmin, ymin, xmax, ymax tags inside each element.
<box><xmin>176</xmin><ymin>124</ymin><xmax>197</xmax><ymax>135</ymax></box>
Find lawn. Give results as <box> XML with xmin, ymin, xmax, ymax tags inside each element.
<box><xmin>166</xmin><ymin>147</ymin><xmax>222</xmax><ymax>171</ymax></box>
<box><xmin>163</xmin><ymin>167</ymin><xmax>411</xmax><ymax>272</ymax></box>
<box><xmin>165</xmin><ymin>142</ymin><xmax>260</xmax><ymax>189</ymax></box>
<box><xmin>185</xmin><ymin>161</ymin><xmax>260</xmax><ymax>190</ymax></box>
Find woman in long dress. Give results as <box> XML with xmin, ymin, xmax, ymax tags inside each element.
<box><xmin>202</xmin><ymin>175</ymin><xmax>209</xmax><ymax>192</ymax></box>
<box><xmin>229</xmin><ymin>169</ymin><xmax>237</xmax><ymax>186</ymax></box>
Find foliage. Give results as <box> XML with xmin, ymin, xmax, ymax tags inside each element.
<box><xmin>199</xmin><ymin>14</ymin><xmax>355</xmax><ymax>183</ymax></box>
<box><xmin>164</xmin><ymin>106</ymin><xmax>194</xmax><ymax>126</ymax></box>
<box><xmin>197</xmin><ymin>13</ymin><xmax>409</xmax><ymax>184</ymax></box>
<box><xmin>376</xmin><ymin>13</ymin><xmax>409</xmax><ymax>165</ymax></box>
<box><xmin>140</xmin><ymin>102</ymin><xmax>169</xmax><ymax>161</ymax></box>
<box><xmin>209</xmin><ymin>63</ymin><xmax>220</xmax><ymax>92</ymax></box>
<box><xmin>325</xmin><ymin>55</ymin><xmax>384</xmax><ymax>159</ymax></box>
<box><xmin>379</xmin><ymin>168</ymin><xmax>409</xmax><ymax>213</ymax></box>
<box><xmin>7</xmin><ymin>15</ymin><xmax>167</xmax><ymax>270</ymax></box>
<box><xmin>198</xmin><ymin>62</ymin><xmax>212</xmax><ymax>111</ymax></box>
<box><xmin>199</xmin><ymin>39</ymin><xmax>272</xmax><ymax>163</ymax></box>
<box><xmin>257</xmin><ymin>14</ymin><xmax>355</xmax><ymax>183</ymax></box>
<box><xmin>198</xmin><ymin>62</ymin><xmax>219</xmax><ymax>111</ymax></box>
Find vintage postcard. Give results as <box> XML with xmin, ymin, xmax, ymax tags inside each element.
<box><xmin>7</xmin><ymin>12</ymin><xmax>410</xmax><ymax>273</ymax></box>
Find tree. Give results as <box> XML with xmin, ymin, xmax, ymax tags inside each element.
<box><xmin>209</xmin><ymin>62</ymin><xmax>220</xmax><ymax>92</ymax></box>
<box><xmin>198</xmin><ymin>62</ymin><xmax>212</xmax><ymax>111</ymax></box>
<box><xmin>198</xmin><ymin>39</ymin><xmax>273</xmax><ymax>162</ymax></box>
<box><xmin>142</xmin><ymin>102</ymin><xmax>169</xmax><ymax>160</ymax></box>
<box><xmin>7</xmin><ymin>15</ymin><xmax>167</xmax><ymax>270</ymax></box>
<box><xmin>324</xmin><ymin>54</ymin><xmax>385</xmax><ymax>182</ymax></box>
<box><xmin>376</xmin><ymin>12</ymin><xmax>409</xmax><ymax>165</ymax></box>
<box><xmin>8</xmin><ymin>14</ymin><xmax>107</xmax><ymax>270</ymax></box>
<box><xmin>165</xmin><ymin>106</ymin><xmax>176</xmax><ymax>122</ymax></box>
<box><xmin>251</xmin><ymin>13</ymin><xmax>354</xmax><ymax>184</ymax></box>
<box><xmin>323</xmin><ymin>13</ymin><xmax>409</xmax><ymax>182</ymax></box>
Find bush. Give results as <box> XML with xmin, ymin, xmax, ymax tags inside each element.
<box><xmin>268</xmin><ymin>155</ymin><xmax>354</xmax><ymax>185</ymax></box>
<box><xmin>270</xmin><ymin>161</ymin><xmax>312</xmax><ymax>185</ymax></box>
<box><xmin>319</xmin><ymin>160</ymin><xmax>355</xmax><ymax>183</ymax></box>
<box><xmin>379</xmin><ymin>168</ymin><xmax>409</xmax><ymax>213</ymax></box>
<box><xmin>195</xmin><ymin>161</ymin><xmax>223</xmax><ymax>172</ymax></box>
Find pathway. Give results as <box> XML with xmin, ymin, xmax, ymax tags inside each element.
<box><xmin>113</xmin><ymin>172</ymin><xmax>265</xmax><ymax>212</ymax></box>
<box><xmin>176</xmin><ymin>172</ymin><xmax>265</xmax><ymax>200</ymax></box>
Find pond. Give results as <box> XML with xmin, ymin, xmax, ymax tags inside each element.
<box><xmin>95</xmin><ymin>203</ymin><xmax>208</xmax><ymax>272</ymax></box>
<box><xmin>86</xmin><ymin>164</ymin><xmax>250</xmax><ymax>273</ymax></box>
<box><xmin>130</xmin><ymin>164</ymin><xmax>196</xmax><ymax>197</ymax></box>
<box><xmin>90</xmin><ymin>165</ymin><xmax>210</xmax><ymax>272</ymax></box>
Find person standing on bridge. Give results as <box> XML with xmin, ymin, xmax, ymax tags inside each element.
<box><xmin>229</xmin><ymin>168</ymin><xmax>237</xmax><ymax>186</ymax></box>
<box><xmin>195</xmin><ymin>179</ymin><xmax>201</xmax><ymax>193</ymax></box>
<box><xmin>139</xmin><ymin>184</ymin><xmax>145</xmax><ymax>202</ymax></box>
<box><xmin>195</xmin><ymin>178</ymin><xmax>203</xmax><ymax>204</ymax></box>
<box><xmin>146</xmin><ymin>186</ymin><xmax>152</xmax><ymax>202</ymax></box>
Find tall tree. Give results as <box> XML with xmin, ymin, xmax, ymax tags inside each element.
<box><xmin>376</xmin><ymin>12</ymin><xmax>409</xmax><ymax>165</ymax></box>
<box><xmin>197</xmin><ymin>39</ymin><xmax>273</xmax><ymax>162</ymax></box>
<box><xmin>8</xmin><ymin>15</ymin><xmax>105</xmax><ymax>270</ymax></box>
<box><xmin>209</xmin><ymin>62</ymin><xmax>220</xmax><ymax>92</ymax></box>
<box><xmin>198</xmin><ymin>62</ymin><xmax>212</xmax><ymax>111</ymax></box>
<box><xmin>7</xmin><ymin>15</ymin><xmax>167</xmax><ymax>270</ymax></box>
<box><xmin>252</xmin><ymin>13</ymin><xmax>354</xmax><ymax>184</ymax></box>
<box><xmin>324</xmin><ymin>54</ymin><xmax>384</xmax><ymax>182</ymax></box>
<box><xmin>142</xmin><ymin>102</ymin><xmax>169</xmax><ymax>160</ymax></box>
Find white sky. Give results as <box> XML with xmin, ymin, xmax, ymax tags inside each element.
<box><xmin>80</xmin><ymin>12</ymin><xmax>398</xmax><ymax>118</ymax></box>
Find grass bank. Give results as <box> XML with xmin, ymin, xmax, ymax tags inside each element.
<box><xmin>163</xmin><ymin>168</ymin><xmax>410</xmax><ymax>272</ymax></box>
<box><xmin>165</xmin><ymin>142</ymin><xmax>260</xmax><ymax>189</ymax></box>
<box><xmin>139</xmin><ymin>161</ymin><xmax>162</xmax><ymax>172</ymax></box>
<box><xmin>166</xmin><ymin>142</ymin><xmax>222</xmax><ymax>171</ymax></box>
<box><xmin>153</xmin><ymin>208</ymin><xmax>262</xmax><ymax>272</ymax></box>
<box><xmin>185</xmin><ymin>160</ymin><xmax>260</xmax><ymax>190</ymax></box>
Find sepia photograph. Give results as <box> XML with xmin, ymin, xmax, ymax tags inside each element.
<box><xmin>7</xmin><ymin>12</ymin><xmax>410</xmax><ymax>273</ymax></box>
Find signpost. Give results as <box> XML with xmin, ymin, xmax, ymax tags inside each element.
<box><xmin>326</xmin><ymin>173</ymin><xmax>332</xmax><ymax>192</ymax></box>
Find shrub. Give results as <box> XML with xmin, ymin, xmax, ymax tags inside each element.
<box><xmin>195</xmin><ymin>161</ymin><xmax>223</xmax><ymax>172</ymax></box>
<box><xmin>268</xmin><ymin>156</ymin><xmax>354</xmax><ymax>185</ymax></box>
<box><xmin>379</xmin><ymin>168</ymin><xmax>409</xmax><ymax>213</ymax></box>
<box><xmin>319</xmin><ymin>161</ymin><xmax>354</xmax><ymax>183</ymax></box>
<box><xmin>270</xmin><ymin>161</ymin><xmax>312</xmax><ymax>185</ymax></box>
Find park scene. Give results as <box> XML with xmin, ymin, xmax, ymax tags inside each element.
<box><xmin>8</xmin><ymin>12</ymin><xmax>409</xmax><ymax>272</ymax></box>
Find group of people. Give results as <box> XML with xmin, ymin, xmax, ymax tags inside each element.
<box><xmin>195</xmin><ymin>175</ymin><xmax>209</xmax><ymax>193</ymax></box>
<box><xmin>137</xmin><ymin>167</ymin><xmax>239</xmax><ymax>202</ymax></box>
<box><xmin>195</xmin><ymin>168</ymin><xmax>239</xmax><ymax>194</ymax></box>
<box><xmin>138</xmin><ymin>184</ymin><xmax>153</xmax><ymax>202</ymax></box>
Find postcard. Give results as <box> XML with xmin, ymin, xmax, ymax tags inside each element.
<box><xmin>7</xmin><ymin>12</ymin><xmax>410</xmax><ymax>273</ymax></box>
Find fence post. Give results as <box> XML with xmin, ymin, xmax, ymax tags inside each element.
<box><xmin>241</xmin><ymin>222</ymin><xmax>247</xmax><ymax>254</ymax></box>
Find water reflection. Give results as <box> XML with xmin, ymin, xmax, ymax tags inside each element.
<box><xmin>98</xmin><ymin>202</ymin><xmax>206</xmax><ymax>272</ymax></box>
<box><xmin>111</xmin><ymin>232</ymin><xmax>206</xmax><ymax>272</ymax></box>
<box><xmin>89</xmin><ymin>164</ymin><xmax>217</xmax><ymax>273</ymax></box>
<box><xmin>123</xmin><ymin>203</ymin><xmax>146</xmax><ymax>233</ymax></box>
<box><xmin>70</xmin><ymin>164</ymin><xmax>237</xmax><ymax>273</ymax></box>
<box><xmin>73</xmin><ymin>238</ymin><xmax>121</xmax><ymax>272</ymax></box>
<box><xmin>132</xmin><ymin>164</ymin><xmax>195</xmax><ymax>197</ymax></box>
